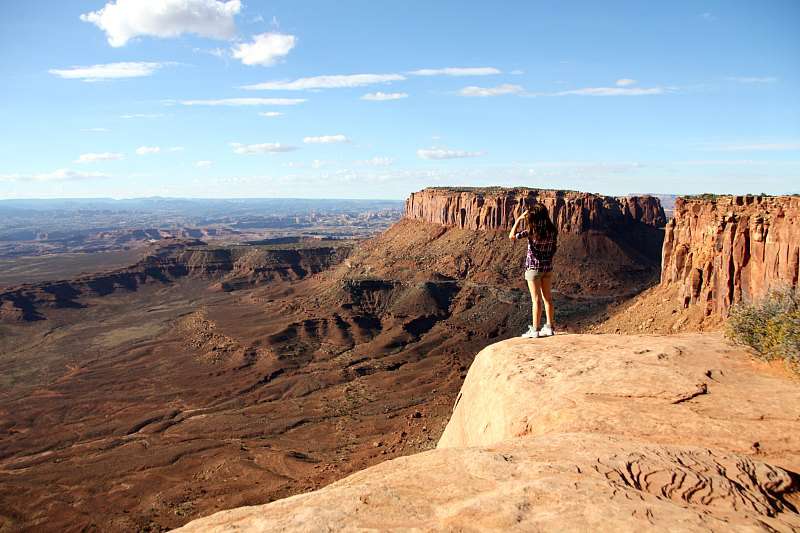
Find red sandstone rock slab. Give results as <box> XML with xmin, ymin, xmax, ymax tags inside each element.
<box><xmin>439</xmin><ymin>333</ymin><xmax>800</xmax><ymax>472</ymax></box>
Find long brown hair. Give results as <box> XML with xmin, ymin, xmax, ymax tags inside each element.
<box><xmin>525</xmin><ymin>203</ymin><xmax>557</xmax><ymax>241</ymax></box>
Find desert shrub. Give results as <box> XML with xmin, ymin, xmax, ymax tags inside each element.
<box><xmin>726</xmin><ymin>287</ymin><xmax>800</xmax><ymax>372</ymax></box>
<box><xmin>684</xmin><ymin>193</ymin><xmax>723</xmax><ymax>201</ymax></box>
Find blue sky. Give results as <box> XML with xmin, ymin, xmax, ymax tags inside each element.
<box><xmin>1</xmin><ymin>0</ymin><xmax>798</xmax><ymax>199</ymax></box>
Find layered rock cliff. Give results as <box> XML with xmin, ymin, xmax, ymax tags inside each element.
<box><xmin>396</xmin><ymin>187</ymin><xmax>667</xmax><ymax>302</ymax></box>
<box><xmin>177</xmin><ymin>333</ymin><xmax>800</xmax><ymax>532</ymax></box>
<box><xmin>661</xmin><ymin>195</ymin><xmax>800</xmax><ymax>317</ymax></box>
<box><xmin>405</xmin><ymin>187</ymin><xmax>666</xmax><ymax>232</ymax></box>
<box><xmin>591</xmin><ymin>194</ymin><xmax>800</xmax><ymax>333</ymax></box>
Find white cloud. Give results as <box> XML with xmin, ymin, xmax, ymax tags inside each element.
<box><xmin>554</xmin><ymin>86</ymin><xmax>664</xmax><ymax>96</ymax></box>
<box><xmin>37</xmin><ymin>169</ymin><xmax>111</xmax><ymax>181</ymax></box>
<box><xmin>726</xmin><ymin>76</ymin><xmax>778</xmax><ymax>84</ymax></box>
<box><xmin>1</xmin><ymin>169</ymin><xmax>111</xmax><ymax>182</ymax></box>
<box><xmin>242</xmin><ymin>67</ymin><xmax>501</xmax><ymax>92</ymax></box>
<box><xmin>195</xmin><ymin>160</ymin><xmax>213</xmax><ymax>167</ymax></box>
<box><xmin>361</xmin><ymin>92</ymin><xmax>408</xmax><ymax>101</ymax></box>
<box><xmin>136</xmin><ymin>146</ymin><xmax>161</xmax><ymax>155</ymax></box>
<box><xmin>357</xmin><ymin>157</ymin><xmax>394</xmax><ymax>167</ymax></box>
<box><xmin>459</xmin><ymin>84</ymin><xmax>525</xmax><ymax>97</ymax></box>
<box><xmin>408</xmin><ymin>67</ymin><xmax>501</xmax><ymax>76</ymax></box>
<box><xmin>241</xmin><ymin>73</ymin><xmax>404</xmax><ymax>91</ymax></box>
<box><xmin>74</xmin><ymin>152</ymin><xmax>124</xmax><ymax>163</ymax></box>
<box><xmin>303</xmin><ymin>135</ymin><xmax>350</xmax><ymax>144</ymax></box>
<box><xmin>168</xmin><ymin>146</ymin><xmax>184</xmax><ymax>152</ymax></box>
<box><xmin>230</xmin><ymin>142</ymin><xmax>298</xmax><ymax>154</ymax></box>
<box><xmin>120</xmin><ymin>113</ymin><xmax>164</xmax><ymax>119</ymax></box>
<box><xmin>194</xmin><ymin>47</ymin><xmax>226</xmax><ymax>58</ymax></box>
<box><xmin>80</xmin><ymin>0</ymin><xmax>242</xmax><ymax>47</ymax></box>
<box><xmin>510</xmin><ymin>69</ymin><xmax>525</xmax><ymax>75</ymax></box>
<box><xmin>180</xmin><ymin>98</ymin><xmax>305</xmax><ymax>106</ymax></box>
<box><xmin>49</xmin><ymin>62</ymin><xmax>166</xmax><ymax>82</ymax></box>
<box><xmin>232</xmin><ymin>32</ymin><xmax>296</xmax><ymax>66</ymax></box>
<box><xmin>616</xmin><ymin>78</ymin><xmax>637</xmax><ymax>86</ymax></box>
<box><xmin>259</xmin><ymin>111</ymin><xmax>284</xmax><ymax>117</ymax></box>
<box><xmin>417</xmin><ymin>148</ymin><xmax>485</xmax><ymax>160</ymax></box>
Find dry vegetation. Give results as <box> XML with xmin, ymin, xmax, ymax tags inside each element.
<box><xmin>726</xmin><ymin>287</ymin><xmax>800</xmax><ymax>373</ymax></box>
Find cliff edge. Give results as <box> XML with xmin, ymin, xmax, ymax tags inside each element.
<box><xmin>405</xmin><ymin>186</ymin><xmax>666</xmax><ymax>232</ymax></box>
<box><xmin>177</xmin><ymin>333</ymin><xmax>800</xmax><ymax>532</ymax></box>
<box><xmin>596</xmin><ymin>194</ymin><xmax>800</xmax><ymax>333</ymax></box>
<box><xmin>662</xmin><ymin>195</ymin><xmax>800</xmax><ymax>317</ymax></box>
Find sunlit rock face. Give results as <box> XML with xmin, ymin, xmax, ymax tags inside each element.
<box><xmin>404</xmin><ymin>187</ymin><xmax>666</xmax><ymax>233</ymax></box>
<box><xmin>661</xmin><ymin>195</ymin><xmax>800</xmax><ymax>317</ymax></box>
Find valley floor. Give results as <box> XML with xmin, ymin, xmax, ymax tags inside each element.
<box><xmin>0</xmin><ymin>280</ymin><xmax>462</xmax><ymax>531</ymax></box>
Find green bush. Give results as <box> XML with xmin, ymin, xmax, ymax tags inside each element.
<box><xmin>726</xmin><ymin>287</ymin><xmax>800</xmax><ymax>372</ymax></box>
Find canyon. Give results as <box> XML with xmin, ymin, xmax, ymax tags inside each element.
<box><xmin>0</xmin><ymin>198</ymin><xmax>402</xmax><ymax>261</ymax></box>
<box><xmin>2</xmin><ymin>187</ymin><xmax>798</xmax><ymax>531</ymax></box>
<box><xmin>0</xmin><ymin>239</ymin><xmax>353</xmax><ymax>322</ymax></box>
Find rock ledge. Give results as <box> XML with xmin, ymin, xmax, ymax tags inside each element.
<box><xmin>178</xmin><ymin>333</ymin><xmax>800</xmax><ymax>532</ymax></box>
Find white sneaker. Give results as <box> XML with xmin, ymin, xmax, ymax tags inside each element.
<box><xmin>539</xmin><ymin>324</ymin><xmax>554</xmax><ymax>337</ymax></box>
<box><xmin>521</xmin><ymin>325</ymin><xmax>539</xmax><ymax>338</ymax></box>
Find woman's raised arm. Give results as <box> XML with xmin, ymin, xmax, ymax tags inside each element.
<box><xmin>508</xmin><ymin>210</ymin><xmax>528</xmax><ymax>240</ymax></box>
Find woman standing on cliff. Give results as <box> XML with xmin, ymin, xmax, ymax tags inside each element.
<box><xmin>509</xmin><ymin>204</ymin><xmax>558</xmax><ymax>338</ymax></box>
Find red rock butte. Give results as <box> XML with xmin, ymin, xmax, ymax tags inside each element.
<box><xmin>405</xmin><ymin>187</ymin><xmax>667</xmax><ymax>232</ymax></box>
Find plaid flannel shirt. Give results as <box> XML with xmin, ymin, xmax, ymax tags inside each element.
<box><xmin>515</xmin><ymin>230</ymin><xmax>557</xmax><ymax>272</ymax></box>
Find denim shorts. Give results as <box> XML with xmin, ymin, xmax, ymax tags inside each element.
<box><xmin>524</xmin><ymin>269</ymin><xmax>553</xmax><ymax>281</ymax></box>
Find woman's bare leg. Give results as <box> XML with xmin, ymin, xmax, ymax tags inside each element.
<box><xmin>539</xmin><ymin>274</ymin><xmax>555</xmax><ymax>327</ymax></box>
<box><xmin>527</xmin><ymin>278</ymin><xmax>543</xmax><ymax>330</ymax></box>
